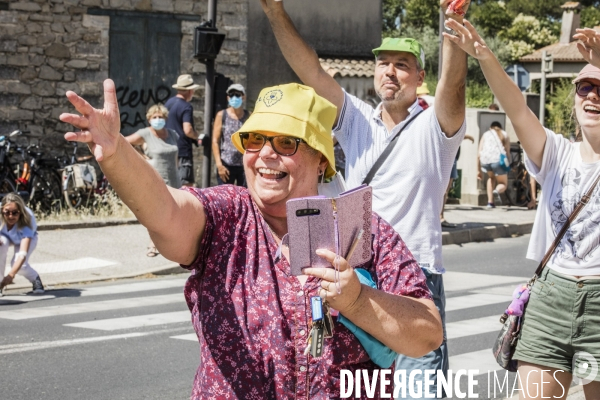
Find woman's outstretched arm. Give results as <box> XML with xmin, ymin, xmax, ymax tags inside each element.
<box><xmin>444</xmin><ymin>19</ymin><xmax>547</xmax><ymax>169</ymax></box>
<box><xmin>60</xmin><ymin>80</ymin><xmax>205</xmax><ymax>265</ymax></box>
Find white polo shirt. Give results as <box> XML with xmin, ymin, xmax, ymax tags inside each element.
<box><xmin>334</xmin><ymin>92</ymin><xmax>466</xmax><ymax>273</ymax></box>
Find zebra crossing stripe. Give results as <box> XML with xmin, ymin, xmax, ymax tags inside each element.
<box><xmin>449</xmin><ymin>348</ymin><xmax>503</xmax><ymax>373</ymax></box>
<box><xmin>446</xmin><ymin>293</ymin><xmax>511</xmax><ymax>312</ymax></box>
<box><xmin>171</xmin><ymin>333</ymin><xmax>198</xmax><ymax>341</ymax></box>
<box><xmin>444</xmin><ymin>272</ymin><xmax>525</xmax><ymax>293</ymax></box>
<box><xmin>77</xmin><ymin>278</ymin><xmax>187</xmax><ymax>297</ymax></box>
<box><xmin>0</xmin><ymin>294</ymin><xmax>184</xmax><ymax>320</ymax></box>
<box><xmin>31</xmin><ymin>257</ymin><xmax>117</xmax><ymax>273</ymax></box>
<box><xmin>0</xmin><ymin>327</ymin><xmax>190</xmax><ymax>355</ymax></box>
<box><xmin>446</xmin><ymin>315</ymin><xmax>502</xmax><ymax>339</ymax></box>
<box><xmin>64</xmin><ymin>311</ymin><xmax>190</xmax><ymax>331</ymax></box>
<box><xmin>0</xmin><ymin>279</ymin><xmax>187</xmax><ymax>305</ymax></box>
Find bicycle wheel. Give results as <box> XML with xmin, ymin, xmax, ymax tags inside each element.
<box><xmin>0</xmin><ymin>175</ymin><xmax>16</xmax><ymax>200</ymax></box>
<box><xmin>505</xmin><ymin>168</ymin><xmax>531</xmax><ymax>207</ymax></box>
<box><xmin>62</xmin><ymin>170</ymin><xmax>86</xmax><ymax>209</ymax></box>
<box><xmin>30</xmin><ymin>168</ymin><xmax>62</xmax><ymax>213</ymax></box>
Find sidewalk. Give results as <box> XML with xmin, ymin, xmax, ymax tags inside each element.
<box><xmin>5</xmin><ymin>204</ymin><xmax>537</xmax><ymax>291</ymax></box>
<box><xmin>441</xmin><ymin>204</ymin><xmax>536</xmax><ymax>245</ymax></box>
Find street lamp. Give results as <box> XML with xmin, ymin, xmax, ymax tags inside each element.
<box><xmin>194</xmin><ymin>3</ymin><xmax>225</xmax><ymax>188</ymax></box>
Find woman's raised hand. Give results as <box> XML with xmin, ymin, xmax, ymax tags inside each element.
<box><xmin>59</xmin><ymin>79</ymin><xmax>121</xmax><ymax>162</ymax></box>
<box><xmin>443</xmin><ymin>19</ymin><xmax>492</xmax><ymax>61</ymax></box>
<box><xmin>574</xmin><ymin>28</ymin><xmax>600</xmax><ymax>69</ymax></box>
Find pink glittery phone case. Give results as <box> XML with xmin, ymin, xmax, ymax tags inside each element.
<box><xmin>286</xmin><ymin>185</ymin><xmax>372</xmax><ymax>275</ymax></box>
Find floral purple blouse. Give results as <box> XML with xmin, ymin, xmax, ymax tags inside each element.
<box><xmin>181</xmin><ymin>185</ymin><xmax>431</xmax><ymax>399</ymax></box>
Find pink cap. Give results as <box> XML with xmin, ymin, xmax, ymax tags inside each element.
<box><xmin>573</xmin><ymin>64</ymin><xmax>600</xmax><ymax>84</ymax></box>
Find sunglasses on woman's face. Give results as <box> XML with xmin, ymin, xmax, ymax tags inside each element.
<box><xmin>239</xmin><ymin>132</ymin><xmax>305</xmax><ymax>156</ymax></box>
<box><xmin>576</xmin><ymin>81</ymin><xmax>600</xmax><ymax>98</ymax></box>
<box><xmin>2</xmin><ymin>210</ymin><xmax>20</xmax><ymax>217</ymax></box>
<box><xmin>228</xmin><ymin>92</ymin><xmax>243</xmax><ymax>98</ymax></box>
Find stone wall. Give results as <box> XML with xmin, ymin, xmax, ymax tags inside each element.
<box><xmin>0</xmin><ymin>0</ymin><xmax>247</xmax><ymax>186</ymax></box>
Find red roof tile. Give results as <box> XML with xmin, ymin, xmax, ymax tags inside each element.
<box><xmin>319</xmin><ymin>58</ymin><xmax>375</xmax><ymax>78</ymax></box>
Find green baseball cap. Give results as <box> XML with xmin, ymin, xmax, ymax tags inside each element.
<box><xmin>372</xmin><ymin>38</ymin><xmax>425</xmax><ymax>69</ymax></box>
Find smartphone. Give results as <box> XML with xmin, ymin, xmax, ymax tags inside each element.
<box><xmin>286</xmin><ymin>196</ymin><xmax>334</xmax><ymax>275</ymax></box>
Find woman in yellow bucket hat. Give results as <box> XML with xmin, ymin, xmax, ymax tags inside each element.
<box><xmin>59</xmin><ymin>80</ymin><xmax>441</xmax><ymax>399</ymax></box>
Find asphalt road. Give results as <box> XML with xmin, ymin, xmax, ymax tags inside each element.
<box><xmin>0</xmin><ymin>274</ymin><xmax>197</xmax><ymax>400</ymax></box>
<box><xmin>0</xmin><ymin>235</ymin><xmax>538</xmax><ymax>400</ymax></box>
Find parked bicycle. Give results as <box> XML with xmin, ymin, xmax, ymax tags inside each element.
<box><xmin>61</xmin><ymin>142</ymin><xmax>112</xmax><ymax>210</ymax></box>
<box><xmin>0</xmin><ymin>130</ymin><xmax>21</xmax><ymax>198</ymax></box>
<box><xmin>15</xmin><ymin>141</ymin><xmax>63</xmax><ymax>214</ymax></box>
<box><xmin>504</xmin><ymin>142</ymin><xmax>539</xmax><ymax>207</ymax></box>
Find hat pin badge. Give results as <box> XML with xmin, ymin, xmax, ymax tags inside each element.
<box><xmin>264</xmin><ymin>90</ymin><xmax>283</xmax><ymax>107</ymax></box>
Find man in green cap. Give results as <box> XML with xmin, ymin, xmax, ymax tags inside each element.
<box><xmin>260</xmin><ymin>0</ymin><xmax>470</xmax><ymax>398</ymax></box>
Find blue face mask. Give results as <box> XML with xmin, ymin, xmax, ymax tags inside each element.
<box><xmin>150</xmin><ymin>118</ymin><xmax>166</xmax><ymax>130</ymax></box>
<box><xmin>228</xmin><ymin>96</ymin><xmax>243</xmax><ymax>109</ymax></box>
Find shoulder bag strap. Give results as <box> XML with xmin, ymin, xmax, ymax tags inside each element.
<box><xmin>532</xmin><ymin>172</ymin><xmax>600</xmax><ymax>280</ymax></box>
<box><xmin>362</xmin><ymin>110</ymin><xmax>424</xmax><ymax>185</ymax></box>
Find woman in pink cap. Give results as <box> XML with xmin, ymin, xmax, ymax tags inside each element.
<box><xmin>446</xmin><ymin>21</ymin><xmax>600</xmax><ymax>399</ymax></box>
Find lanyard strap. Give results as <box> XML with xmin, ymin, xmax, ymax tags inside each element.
<box><xmin>362</xmin><ymin>110</ymin><xmax>423</xmax><ymax>186</ymax></box>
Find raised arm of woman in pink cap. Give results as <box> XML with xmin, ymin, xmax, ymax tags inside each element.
<box><xmin>574</xmin><ymin>28</ymin><xmax>600</xmax><ymax>69</ymax></box>
<box><xmin>59</xmin><ymin>79</ymin><xmax>205</xmax><ymax>265</ymax></box>
<box><xmin>443</xmin><ymin>19</ymin><xmax>547</xmax><ymax>169</ymax></box>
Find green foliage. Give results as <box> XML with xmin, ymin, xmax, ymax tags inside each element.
<box><xmin>466</xmin><ymin>81</ymin><xmax>495</xmax><ymax>109</ymax></box>
<box><xmin>382</xmin><ymin>0</ymin><xmax>405</xmax><ymax>37</ymax></box>
<box><xmin>546</xmin><ymin>79</ymin><xmax>577</xmax><ymax>138</ymax></box>
<box><xmin>581</xmin><ymin>7</ymin><xmax>600</xmax><ymax>29</ymax></box>
<box><xmin>470</xmin><ymin>1</ymin><xmax>514</xmax><ymax>38</ymax></box>
<box><xmin>501</xmin><ymin>14</ymin><xmax>558</xmax><ymax>61</ymax></box>
<box><xmin>404</xmin><ymin>0</ymin><xmax>440</xmax><ymax>33</ymax></box>
<box><xmin>505</xmin><ymin>0</ymin><xmax>565</xmax><ymax>20</ymax></box>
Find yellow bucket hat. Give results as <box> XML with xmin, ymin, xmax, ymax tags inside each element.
<box><xmin>232</xmin><ymin>83</ymin><xmax>337</xmax><ymax>178</ymax></box>
<box><xmin>416</xmin><ymin>82</ymin><xmax>430</xmax><ymax>95</ymax></box>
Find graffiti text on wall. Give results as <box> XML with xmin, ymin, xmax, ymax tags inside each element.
<box><xmin>116</xmin><ymin>85</ymin><xmax>172</xmax><ymax>129</ymax></box>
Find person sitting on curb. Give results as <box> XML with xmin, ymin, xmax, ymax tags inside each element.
<box><xmin>59</xmin><ymin>80</ymin><xmax>442</xmax><ymax>399</ymax></box>
<box><xmin>0</xmin><ymin>193</ymin><xmax>44</xmax><ymax>295</ymax></box>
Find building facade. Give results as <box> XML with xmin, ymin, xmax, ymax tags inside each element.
<box><xmin>0</xmin><ymin>0</ymin><xmax>380</xmax><ymax>184</ymax></box>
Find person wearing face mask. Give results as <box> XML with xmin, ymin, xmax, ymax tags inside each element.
<box><xmin>212</xmin><ymin>84</ymin><xmax>250</xmax><ymax>186</ymax></box>
<box><xmin>127</xmin><ymin>103</ymin><xmax>180</xmax><ymax>257</ymax></box>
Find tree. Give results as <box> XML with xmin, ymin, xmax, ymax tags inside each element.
<box><xmin>581</xmin><ymin>7</ymin><xmax>600</xmax><ymax>29</ymax></box>
<box><xmin>505</xmin><ymin>0</ymin><xmax>565</xmax><ymax>20</ymax></box>
<box><xmin>383</xmin><ymin>0</ymin><xmax>406</xmax><ymax>37</ymax></box>
<box><xmin>502</xmin><ymin>14</ymin><xmax>557</xmax><ymax>61</ymax></box>
<box><xmin>470</xmin><ymin>1</ymin><xmax>514</xmax><ymax>38</ymax></box>
<box><xmin>404</xmin><ymin>0</ymin><xmax>440</xmax><ymax>32</ymax></box>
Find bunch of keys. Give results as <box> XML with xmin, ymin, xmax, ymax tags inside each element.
<box><xmin>304</xmin><ymin>296</ymin><xmax>334</xmax><ymax>357</ymax></box>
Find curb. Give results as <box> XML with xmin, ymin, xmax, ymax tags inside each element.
<box><xmin>2</xmin><ymin>263</ymin><xmax>186</xmax><ymax>293</ymax></box>
<box><xmin>442</xmin><ymin>222</ymin><xmax>533</xmax><ymax>246</ymax></box>
<box><xmin>5</xmin><ymin>222</ymin><xmax>533</xmax><ymax>293</ymax></box>
<box><xmin>37</xmin><ymin>218</ymin><xmax>139</xmax><ymax>231</ymax></box>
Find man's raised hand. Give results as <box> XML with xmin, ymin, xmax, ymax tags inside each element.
<box><xmin>59</xmin><ymin>79</ymin><xmax>121</xmax><ymax>162</ymax></box>
<box><xmin>575</xmin><ymin>28</ymin><xmax>600</xmax><ymax>69</ymax></box>
<box><xmin>259</xmin><ymin>0</ymin><xmax>284</xmax><ymax>15</ymax></box>
<box><xmin>442</xmin><ymin>0</ymin><xmax>471</xmax><ymax>20</ymax></box>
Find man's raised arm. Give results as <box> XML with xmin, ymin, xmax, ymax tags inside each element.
<box><xmin>260</xmin><ymin>0</ymin><xmax>344</xmax><ymax>118</ymax></box>
<box><xmin>434</xmin><ymin>0</ymin><xmax>471</xmax><ymax>137</ymax></box>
